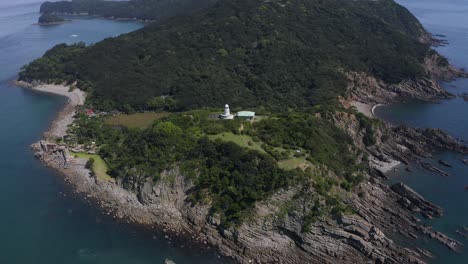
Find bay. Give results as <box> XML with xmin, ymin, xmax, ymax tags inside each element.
<box><xmin>0</xmin><ymin>2</ymin><xmax>219</xmax><ymax>263</ymax></box>
<box><xmin>377</xmin><ymin>1</ymin><xmax>468</xmax><ymax>263</ymax></box>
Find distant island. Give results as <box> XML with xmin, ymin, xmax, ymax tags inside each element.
<box><xmin>40</xmin><ymin>0</ymin><xmax>217</xmax><ymax>21</ymax></box>
<box><xmin>38</xmin><ymin>13</ymin><xmax>69</xmax><ymax>25</ymax></box>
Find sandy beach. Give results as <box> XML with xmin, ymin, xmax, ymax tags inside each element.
<box><xmin>351</xmin><ymin>101</ymin><xmax>385</xmax><ymax>118</ymax></box>
<box><xmin>350</xmin><ymin>101</ymin><xmax>373</xmax><ymax>117</ymax></box>
<box><xmin>16</xmin><ymin>81</ymin><xmax>85</xmax><ymax>139</ymax></box>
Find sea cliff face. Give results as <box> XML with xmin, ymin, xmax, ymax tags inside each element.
<box><xmin>28</xmin><ymin>50</ymin><xmax>468</xmax><ymax>263</ymax></box>
<box><xmin>346</xmin><ymin>52</ymin><xmax>466</xmax><ymax>106</ymax></box>
<box><xmin>31</xmin><ymin>124</ymin><xmax>466</xmax><ymax>264</ymax></box>
<box><xmin>24</xmin><ymin>1</ymin><xmax>468</xmax><ymax>263</ymax></box>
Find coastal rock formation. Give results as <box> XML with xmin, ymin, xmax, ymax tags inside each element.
<box><xmin>23</xmin><ymin>1</ymin><xmax>468</xmax><ymax>263</ymax></box>
<box><xmin>31</xmin><ymin>131</ymin><xmax>466</xmax><ymax>264</ymax></box>
<box><xmin>27</xmin><ymin>46</ymin><xmax>468</xmax><ymax>263</ymax></box>
<box><xmin>391</xmin><ymin>183</ymin><xmax>443</xmax><ymax>217</ymax></box>
<box><xmin>347</xmin><ymin>51</ymin><xmax>465</xmax><ymax>107</ymax></box>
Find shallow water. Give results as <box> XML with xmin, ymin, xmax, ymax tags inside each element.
<box><xmin>378</xmin><ymin>1</ymin><xmax>468</xmax><ymax>263</ymax></box>
<box><xmin>0</xmin><ymin>2</ymin><xmax>219</xmax><ymax>264</ymax></box>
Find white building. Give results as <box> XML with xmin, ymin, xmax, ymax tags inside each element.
<box><xmin>219</xmin><ymin>104</ymin><xmax>234</xmax><ymax>119</ymax></box>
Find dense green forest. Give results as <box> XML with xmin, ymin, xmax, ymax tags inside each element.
<box><xmin>38</xmin><ymin>13</ymin><xmax>66</xmax><ymax>24</ymax></box>
<box><xmin>40</xmin><ymin>0</ymin><xmax>216</xmax><ymax>21</ymax></box>
<box><xmin>22</xmin><ymin>0</ymin><xmax>430</xmax><ymax>112</ymax></box>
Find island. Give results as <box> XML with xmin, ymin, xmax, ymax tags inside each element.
<box><xmin>39</xmin><ymin>0</ymin><xmax>217</xmax><ymax>21</ymax></box>
<box><xmin>38</xmin><ymin>13</ymin><xmax>69</xmax><ymax>25</ymax></box>
<box><xmin>19</xmin><ymin>0</ymin><xmax>468</xmax><ymax>263</ymax></box>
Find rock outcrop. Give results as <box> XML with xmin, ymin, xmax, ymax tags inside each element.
<box><xmin>32</xmin><ymin>135</ymin><xmax>466</xmax><ymax>264</ymax></box>
<box><xmin>27</xmin><ymin>27</ymin><xmax>468</xmax><ymax>264</ymax></box>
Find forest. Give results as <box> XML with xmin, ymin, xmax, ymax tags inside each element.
<box><xmin>38</xmin><ymin>13</ymin><xmax>66</xmax><ymax>24</ymax></box>
<box><xmin>40</xmin><ymin>0</ymin><xmax>217</xmax><ymax>21</ymax></box>
<box><xmin>22</xmin><ymin>0</ymin><xmax>431</xmax><ymax>112</ymax></box>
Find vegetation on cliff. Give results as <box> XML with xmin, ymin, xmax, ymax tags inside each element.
<box><xmin>24</xmin><ymin>0</ymin><xmax>436</xmax><ymax>229</ymax></box>
<box><xmin>38</xmin><ymin>13</ymin><xmax>66</xmax><ymax>24</ymax></box>
<box><xmin>68</xmin><ymin>109</ymin><xmax>362</xmax><ymax>227</ymax></box>
<box><xmin>22</xmin><ymin>0</ymin><xmax>430</xmax><ymax>112</ymax></box>
<box><xmin>40</xmin><ymin>0</ymin><xmax>216</xmax><ymax>21</ymax></box>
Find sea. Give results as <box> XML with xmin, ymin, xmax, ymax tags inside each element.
<box><xmin>378</xmin><ymin>1</ymin><xmax>468</xmax><ymax>263</ymax></box>
<box><xmin>0</xmin><ymin>1</ymin><xmax>220</xmax><ymax>263</ymax></box>
<box><xmin>0</xmin><ymin>0</ymin><xmax>466</xmax><ymax>263</ymax></box>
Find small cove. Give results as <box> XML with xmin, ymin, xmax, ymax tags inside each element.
<box><xmin>377</xmin><ymin>1</ymin><xmax>468</xmax><ymax>263</ymax></box>
<box><xmin>0</xmin><ymin>2</ymin><xmax>220</xmax><ymax>263</ymax></box>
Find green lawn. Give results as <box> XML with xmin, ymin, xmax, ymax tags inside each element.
<box><xmin>105</xmin><ymin>112</ymin><xmax>170</xmax><ymax>129</ymax></box>
<box><xmin>208</xmin><ymin>132</ymin><xmax>313</xmax><ymax>170</ymax></box>
<box><xmin>72</xmin><ymin>152</ymin><xmax>112</xmax><ymax>181</ymax></box>
<box><xmin>208</xmin><ymin>132</ymin><xmax>266</xmax><ymax>153</ymax></box>
<box><xmin>278</xmin><ymin>157</ymin><xmax>314</xmax><ymax>170</ymax></box>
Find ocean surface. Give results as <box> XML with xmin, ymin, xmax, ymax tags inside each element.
<box><xmin>379</xmin><ymin>1</ymin><xmax>468</xmax><ymax>263</ymax></box>
<box><xmin>0</xmin><ymin>1</ymin><xmax>219</xmax><ymax>264</ymax></box>
<box><xmin>1</xmin><ymin>0</ymin><xmax>466</xmax><ymax>263</ymax></box>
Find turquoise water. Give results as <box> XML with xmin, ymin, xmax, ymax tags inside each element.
<box><xmin>0</xmin><ymin>2</ymin><xmax>219</xmax><ymax>264</ymax></box>
<box><xmin>378</xmin><ymin>1</ymin><xmax>468</xmax><ymax>263</ymax></box>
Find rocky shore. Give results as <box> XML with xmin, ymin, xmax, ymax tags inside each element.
<box><xmin>31</xmin><ymin>137</ymin><xmax>465</xmax><ymax>264</ymax></box>
<box><xmin>22</xmin><ymin>44</ymin><xmax>468</xmax><ymax>263</ymax></box>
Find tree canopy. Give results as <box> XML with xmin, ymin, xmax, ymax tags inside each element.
<box><xmin>40</xmin><ymin>0</ymin><xmax>217</xmax><ymax>21</ymax></box>
<box><xmin>38</xmin><ymin>13</ymin><xmax>66</xmax><ymax>24</ymax></box>
<box><xmin>22</xmin><ymin>0</ymin><xmax>430</xmax><ymax>112</ymax></box>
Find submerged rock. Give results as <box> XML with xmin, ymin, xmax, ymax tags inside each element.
<box><xmin>391</xmin><ymin>183</ymin><xmax>443</xmax><ymax>217</ymax></box>
<box><xmin>438</xmin><ymin>159</ymin><xmax>452</xmax><ymax>167</ymax></box>
<box><xmin>421</xmin><ymin>162</ymin><xmax>449</xmax><ymax>176</ymax></box>
<box><xmin>164</xmin><ymin>259</ymin><xmax>176</xmax><ymax>264</ymax></box>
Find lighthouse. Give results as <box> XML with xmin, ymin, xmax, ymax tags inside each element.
<box><xmin>220</xmin><ymin>104</ymin><xmax>234</xmax><ymax>119</ymax></box>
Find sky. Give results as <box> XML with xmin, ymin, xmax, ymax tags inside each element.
<box><xmin>0</xmin><ymin>0</ymin><xmax>43</xmax><ymax>8</ymax></box>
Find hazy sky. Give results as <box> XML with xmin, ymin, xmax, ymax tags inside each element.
<box><xmin>0</xmin><ymin>0</ymin><xmax>43</xmax><ymax>8</ymax></box>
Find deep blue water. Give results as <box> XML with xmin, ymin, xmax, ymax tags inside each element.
<box><xmin>2</xmin><ymin>1</ymin><xmax>466</xmax><ymax>263</ymax></box>
<box><xmin>378</xmin><ymin>1</ymin><xmax>468</xmax><ymax>263</ymax></box>
<box><xmin>0</xmin><ymin>2</ymin><xmax>219</xmax><ymax>264</ymax></box>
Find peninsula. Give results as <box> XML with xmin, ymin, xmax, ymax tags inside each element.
<box><xmin>39</xmin><ymin>0</ymin><xmax>217</xmax><ymax>21</ymax></box>
<box><xmin>38</xmin><ymin>13</ymin><xmax>69</xmax><ymax>25</ymax></box>
<box><xmin>20</xmin><ymin>0</ymin><xmax>468</xmax><ymax>263</ymax></box>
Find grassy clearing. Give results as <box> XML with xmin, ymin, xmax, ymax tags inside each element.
<box><xmin>72</xmin><ymin>152</ymin><xmax>112</xmax><ymax>181</ymax></box>
<box><xmin>278</xmin><ymin>157</ymin><xmax>313</xmax><ymax>170</ymax></box>
<box><xmin>208</xmin><ymin>132</ymin><xmax>266</xmax><ymax>153</ymax></box>
<box><xmin>105</xmin><ymin>112</ymin><xmax>170</xmax><ymax>129</ymax></box>
<box><xmin>208</xmin><ymin>133</ymin><xmax>313</xmax><ymax>170</ymax></box>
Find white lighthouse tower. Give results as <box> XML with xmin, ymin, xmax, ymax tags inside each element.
<box><xmin>220</xmin><ymin>104</ymin><xmax>234</xmax><ymax>119</ymax></box>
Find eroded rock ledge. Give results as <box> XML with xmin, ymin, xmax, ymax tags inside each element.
<box><xmin>27</xmin><ymin>30</ymin><xmax>468</xmax><ymax>264</ymax></box>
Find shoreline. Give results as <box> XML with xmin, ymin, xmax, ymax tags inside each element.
<box><xmin>15</xmin><ymin>80</ymin><xmax>231</xmax><ymax>263</ymax></box>
<box><xmin>350</xmin><ymin>101</ymin><xmax>386</xmax><ymax>118</ymax></box>
<box><xmin>371</xmin><ymin>104</ymin><xmax>385</xmax><ymax>116</ymax></box>
<box><xmin>15</xmin><ymin>81</ymin><xmax>85</xmax><ymax>140</ymax></box>
<box><xmin>44</xmin><ymin>12</ymin><xmax>155</xmax><ymax>24</ymax></box>
<box><xmin>36</xmin><ymin>20</ymin><xmax>72</xmax><ymax>26</ymax></box>
<box><xmin>22</xmin><ymin>79</ymin><xmax>466</xmax><ymax>263</ymax></box>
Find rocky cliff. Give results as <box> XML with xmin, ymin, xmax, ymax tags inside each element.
<box><xmin>27</xmin><ymin>1</ymin><xmax>468</xmax><ymax>262</ymax></box>
<box><xmin>27</xmin><ymin>42</ymin><xmax>468</xmax><ymax>263</ymax></box>
<box><xmin>31</xmin><ymin>107</ymin><xmax>467</xmax><ymax>264</ymax></box>
<box><xmin>346</xmin><ymin>52</ymin><xmax>466</xmax><ymax>105</ymax></box>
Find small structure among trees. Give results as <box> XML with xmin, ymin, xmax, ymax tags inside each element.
<box><xmin>237</xmin><ymin>111</ymin><xmax>256</xmax><ymax>121</ymax></box>
<box><xmin>219</xmin><ymin>104</ymin><xmax>256</xmax><ymax>121</ymax></box>
<box><xmin>219</xmin><ymin>104</ymin><xmax>234</xmax><ymax>119</ymax></box>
